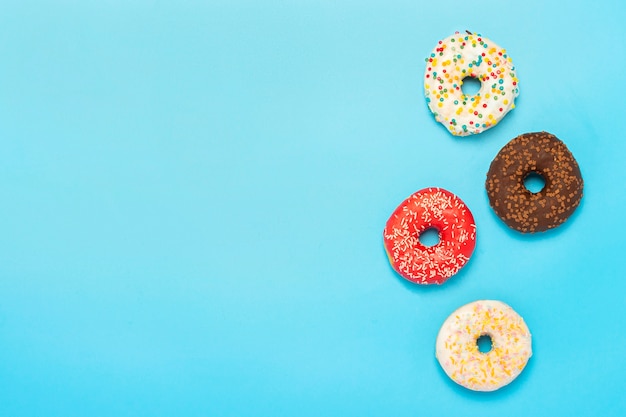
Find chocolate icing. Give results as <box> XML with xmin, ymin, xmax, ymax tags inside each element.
<box><xmin>485</xmin><ymin>132</ymin><xmax>583</xmax><ymax>233</ymax></box>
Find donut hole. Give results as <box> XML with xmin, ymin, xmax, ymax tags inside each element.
<box><xmin>523</xmin><ymin>171</ymin><xmax>546</xmax><ymax>194</ymax></box>
<box><xmin>476</xmin><ymin>334</ymin><xmax>493</xmax><ymax>353</ymax></box>
<box><xmin>461</xmin><ymin>76</ymin><xmax>482</xmax><ymax>96</ymax></box>
<box><xmin>418</xmin><ymin>227</ymin><xmax>440</xmax><ymax>247</ymax></box>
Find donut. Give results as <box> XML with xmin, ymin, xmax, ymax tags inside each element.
<box><xmin>436</xmin><ymin>300</ymin><xmax>532</xmax><ymax>392</ymax></box>
<box><xmin>486</xmin><ymin>131</ymin><xmax>584</xmax><ymax>233</ymax></box>
<box><xmin>424</xmin><ymin>31</ymin><xmax>519</xmax><ymax>136</ymax></box>
<box><xmin>383</xmin><ymin>187</ymin><xmax>476</xmax><ymax>285</ymax></box>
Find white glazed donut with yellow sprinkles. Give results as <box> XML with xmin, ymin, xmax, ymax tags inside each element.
<box><xmin>424</xmin><ymin>31</ymin><xmax>519</xmax><ymax>136</ymax></box>
<box><xmin>435</xmin><ymin>300</ymin><xmax>532</xmax><ymax>392</ymax></box>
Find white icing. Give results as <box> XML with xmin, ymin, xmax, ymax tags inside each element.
<box><xmin>424</xmin><ymin>32</ymin><xmax>519</xmax><ymax>136</ymax></box>
<box><xmin>436</xmin><ymin>300</ymin><xmax>532</xmax><ymax>391</ymax></box>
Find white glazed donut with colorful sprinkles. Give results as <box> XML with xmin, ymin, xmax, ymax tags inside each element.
<box><xmin>424</xmin><ymin>31</ymin><xmax>519</xmax><ymax>136</ymax></box>
<box><xmin>436</xmin><ymin>300</ymin><xmax>532</xmax><ymax>392</ymax></box>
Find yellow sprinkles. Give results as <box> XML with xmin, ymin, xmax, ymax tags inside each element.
<box><xmin>424</xmin><ymin>31</ymin><xmax>519</xmax><ymax>136</ymax></box>
<box><xmin>435</xmin><ymin>300</ymin><xmax>532</xmax><ymax>391</ymax></box>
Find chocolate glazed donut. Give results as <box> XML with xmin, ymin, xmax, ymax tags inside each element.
<box><xmin>486</xmin><ymin>132</ymin><xmax>583</xmax><ymax>233</ymax></box>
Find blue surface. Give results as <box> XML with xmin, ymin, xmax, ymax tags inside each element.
<box><xmin>1</xmin><ymin>1</ymin><xmax>625</xmax><ymax>416</ymax></box>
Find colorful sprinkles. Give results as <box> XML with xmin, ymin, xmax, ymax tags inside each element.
<box><xmin>436</xmin><ymin>300</ymin><xmax>532</xmax><ymax>391</ymax></box>
<box><xmin>424</xmin><ymin>32</ymin><xmax>519</xmax><ymax>136</ymax></box>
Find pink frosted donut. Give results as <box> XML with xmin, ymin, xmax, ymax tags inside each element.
<box><xmin>383</xmin><ymin>187</ymin><xmax>476</xmax><ymax>285</ymax></box>
<box><xmin>436</xmin><ymin>300</ymin><xmax>532</xmax><ymax>391</ymax></box>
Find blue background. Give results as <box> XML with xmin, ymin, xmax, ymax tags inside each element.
<box><xmin>1</xmin><ymin>1</ymin><xmax>625</xmax><ymax>416</ymax></box>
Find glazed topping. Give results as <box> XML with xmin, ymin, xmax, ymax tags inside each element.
<box><xmin>486</xmin><ymin>131</ymin><xmax>584</xmax><ymax>233</ymax></box>
<box><xmin>436</xmin><ymin>300</ymin><xmax>532</xmax><ymax>391</ymax></box>
<box><xmin>383</xmin><ymin>188</ymin><xmax>476</xmax><ymax>284</ymax></box>
<box><xmin>424</xmin><ymin>32</ymin><xmax>519</xmax><ymax>136</ymax></box>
